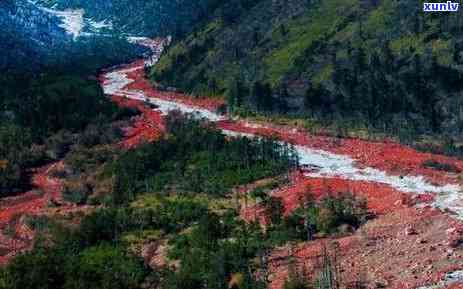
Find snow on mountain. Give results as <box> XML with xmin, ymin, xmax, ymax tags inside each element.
<box><xmin>27</xmin><ymin>0</ymin><xmax>114</xmax><ymax>39</ymax></box>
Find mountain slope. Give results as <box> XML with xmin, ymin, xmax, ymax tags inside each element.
<box><xmin>0</xmin><ymin>0</ymin><xmax>70</xmax><ymax>70</ymax></box>
<box><xmin>151</xmin><ymin>0</ymin><xmax>463</xmax><ymax>139</ymax></box>
<box><xmin>34</xmin><ymin>0</ymin><xmax>220</xmax><ymax>36</ymax></box>
<box><xmin>0</xmin><ymin>0</ymin><xmax>217</xmax><ymax>72</ymax></box>
<box><xmin>0</xmin><ymin>0</ymin><xmax>147</xmax><ymax>72</ymax></box>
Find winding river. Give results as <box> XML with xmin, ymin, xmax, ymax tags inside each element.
<box><xmin>100</xmin><ymin>39</ymin><xmax>463</xmax><ymax>223</ymax></box>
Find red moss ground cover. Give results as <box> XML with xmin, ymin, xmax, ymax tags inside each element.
<box><xmin>120</xmin><ymin>115</ymin><xmax>163</xmax><ymax>149</ymax></box>
<box><xmin>0</xmin><ymin>78</ymin><xmax>166</xmax><ymax>264</ymax></box>
<box><xmin>109</xmin><ymin>59</ymin><xmax>463</xmax><ymax>288</ymax></box>
<box><xmin>266</xmin><ymin>207</ymin><xmax>463</xmax><ymax>289</ymax></box>
<box><xmin>217</xmin><ymin>120</ymin><xmax>463</xmax><ymax>187</ymax></box>
<box><xmin>0</xmin><ymin>162</ymin><xmax>63</xmax><ymax>223</ymax></box>
<box><xmin>0</xmin><ymin>162</ymin><xmax>63</xmax><ymax>264</ymax></box>
<box><xmin>5</xmin><ymin>56</ymin><xmax>463</xmax><ymax>289</ymax></box>
<box><xmin>125</xmin><ymin>67</ymin><xmax>225</xmax><ymax>111</ymax></box>
<box><xmin>111</xmin><ymin>95</ymin><xmax>164</xmax><ymax>149</ymax></box>
<box><xmin>238</xmin><ymin>171</ymin><xmax>463</xmax><ymax>289</ymax></box>
<box><xmin>240</xmin><ymin>172</ymin><xmax>411</xmax><ymax>225</ymax></box>
<box><xmin>116</xmin><ymin>59</ymin><xmax>463</xmax><ymax>188</ymax></box>
<box><xmin>238</xmin><ymin>172</ymin><xmax>463</xmax><ymax>289</ymax></box>
<box><xmin>331</xmin><ymin>138</ymin><xmax>463</xmax><ymax>186</ymax></box>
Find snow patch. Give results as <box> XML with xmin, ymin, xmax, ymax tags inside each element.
<box><xmin>127</xmin><ymin>36</ymin><xmax>149</xmax><ymax>43</ymax></box>
<box><xmin>88</xmin><ymin>18</ymin><xmax>113</xmax><ymax>30</ymax></box>
<box><xmin>51</xmin><ymin>9</ymin><xmax>84</xmax><ymax>39</ymax></box>
<box><xmin>28</xmin><ymin>0</ymin><xmax>115</xmax><ymax>39</ymax></box>
<box><xmin>28</xmin><ymin>0</ymin><xmax>84</xmax><ymax>39</ymax></box>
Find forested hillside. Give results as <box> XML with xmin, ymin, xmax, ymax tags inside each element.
<box><xmin>1</xmin><ymin>113</ymin><xmax>370</xmax><ymax>289</ymax></box>
<box><xmin>4</xmin><ymin>1</ymin><xmax>463</xmax><ymax>288</ymax></box>
<box><xmin>152</xmin><ymin>0</ymin><xmax>463</xmax><ymax>139</ymax></box>
<box><xmin>0</xmin><ymin>0</ymin><xmax>149</xmax><ymax>72</ymax></box>
<box><xmin>0</xmin><ymin>71</ymin><xmax>131</xmax><ymax>196</ymax></box>
<box><xmin>1</xmin><ymin>0</ymin><xmax>221</xmax><ymax>72</ymax></box>
<box><xmin>34</xmin><ymin>0</ymin><xmax>224</xmax><ymax>36</ymax></box>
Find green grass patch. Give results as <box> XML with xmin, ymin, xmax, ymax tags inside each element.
<box><xmin>264</xmin><ymin>0</ymin><xmax>358</xmax><ymax>86</ymax></box>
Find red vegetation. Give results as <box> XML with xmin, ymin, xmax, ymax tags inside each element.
<box><xmin>0</xmin><ymin>162</ymin><xmax>63</xmax><ymax>265</ymax></box>
<box><xmin>3</xmin><ymin>57</ymin><xmax>463</xmax><ymax>289</ymax></box>
<box><xmin>266</xmin><ymin>207</ymin><xmax>463</xmax><ymax>289</ymax></box>
<box><xmin>241</xmin><ymin>172</ymin><xmax>411</xmax><ymax>224</ymax></box>
<box><xmin>120</xmin><ymin>113</ymin><xmax>163</xmax><ymax>149</ymax></box>
<box><xmin>218</xmin><ymin>120</ymin><xmax>463</xmax><ymax>186</ymax></box>
<box><xmin>0</xmin><ymin>67</ymin><xmax>167</xmax><ymax>264</ymax></box>
<box><xmin>125</xmin><ymin>67</ymin><xmax>225</xmax><ymax>111</ymax></box>
<box><xmin>113</xmin><ymin>59</ymin><xmax>463</xmax><ymax>288</ymax></box>
<box><xmin>111</xmin><ymin>95</ymin><xmax>164</xmax><ymax>149</ymax></box>
<box><xmin>239</xmin><ymin>173</ymin><xmax>463</xmax><ymax>288</ymax></box>
<box><xmin>108</xmin><ymin>60</ymin><xmax>463</xmax><ymax>289</ymax></box>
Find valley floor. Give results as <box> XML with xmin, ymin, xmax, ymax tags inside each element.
<box><xmin>2</xmin><ymin>38</ymin><xmax>463</xmax><ymax>289</ymax></box>
<box><xmin>98</xmin><ymin>49</ymin><xmax>463</xmax><ymax>289</ymax></box>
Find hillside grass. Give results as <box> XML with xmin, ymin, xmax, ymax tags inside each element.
<box><xmin>263</xmin><ymin>0</ymin><xmax>359</xmax><ymax>86</ymax></box>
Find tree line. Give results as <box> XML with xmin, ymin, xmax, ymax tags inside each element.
<box><xmin>111</xmin><ymin>112</ymin><xmax>298</xmax><ymax>205</ymax></box>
